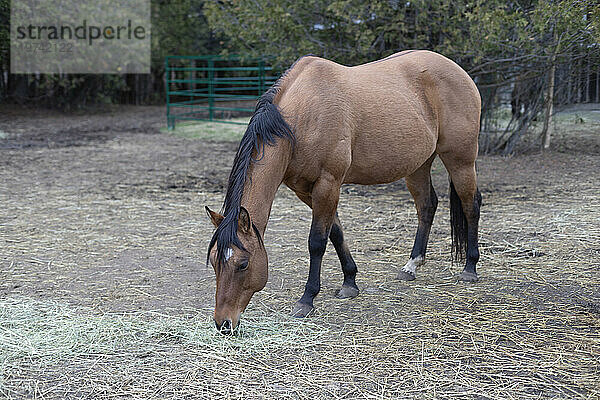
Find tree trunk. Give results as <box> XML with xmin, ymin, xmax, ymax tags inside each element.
<box><xmin>585</xmin><ymin>54</ymin><xmax>590</xmax><ymax>103</ymax></box>
<box><xmin>542</xmin><ymin>62</ymin><xmax>556</xmax><ymax>150</ymax></box>
<box><xmin>576</xmin><ymin>58</ymin><xmax>583</xmax><ymax>104</ymax></box>
<box><xmin>542</xmin><ymin>28</ymin><xmax>561</xmax><ymax>151</ymax></box>
<box><xmin>567</xmin><ymin>64</ymin><xmax>573</xmax><ymax>103</ymax></box>
<box><xmin>135</xmin><ymin>74</ymin><xmax>140</xmax><ymax>105</ymax></box>
<box><xmin>596</xmin><ymin>69</ymin><xmax>600</xmax><ymax>103</ymax></box>
<box><xmin>503</xmin><ymin>115</ymin><xmax>529</xmax><ymax>155</ymax></box>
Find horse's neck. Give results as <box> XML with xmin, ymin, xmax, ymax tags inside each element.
<box><xmin>241</xmin><ymin>142</ymin><xmax>291</xmax><ymax>235</ymax></box>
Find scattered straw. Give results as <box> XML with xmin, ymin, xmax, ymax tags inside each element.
<box><xmin>0</xmin><ymin>297</ymin><xmax>330</xmax><ymax>399</ymax></box>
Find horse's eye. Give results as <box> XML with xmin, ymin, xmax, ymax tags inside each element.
<box><xmin>236</xmin><ymin>261</ymin><xmax>249</xmax><ymax>272</ymax></box>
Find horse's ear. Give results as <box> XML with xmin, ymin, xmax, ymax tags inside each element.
<box><xmin>238</xmin><ymin>207</ymin><xmax>252</xmax><ymax>234</ymax></box>
<box><xmin>205</xmin><ymin>206</ymin><xmax>224</xmax><ymax>228</ymax></box>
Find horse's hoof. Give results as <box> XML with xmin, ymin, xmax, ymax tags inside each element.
<box><xmin>458</xmin><ymin>271</ymin><xmax>478</xmax><ymax>282</ymax></box>
<box><xmin>396</xmin><ymin>270</ymin><xmax>416</xmax><ymax>281</ymax></box>
<box><xmin>291</xmin><ymin>302</ymin><xmax>314</xmax><ymax>318</ymax></box>
<box><xmin>335</xmin><ymin>285</ymin><xmax>359</xmax><ymax>299</ymax></box>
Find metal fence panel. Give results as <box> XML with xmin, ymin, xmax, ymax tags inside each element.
<box><xmin>166</xmin><ymin>55</ymin><xmax>275</xmax><ymax>129</ymax></box>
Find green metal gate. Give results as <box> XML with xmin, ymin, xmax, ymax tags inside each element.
<box><xmin>165</xmin><ymin>55</ymin><xmax>275</xmax><ymax>129</ymax></box>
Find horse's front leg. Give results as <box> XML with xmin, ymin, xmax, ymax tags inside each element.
<box><xmin>292</xmin><ymin>176</ymin><xmax>340</xmax><ymax>318</ymax></box>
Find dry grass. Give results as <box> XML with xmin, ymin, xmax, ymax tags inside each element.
<box><xmin>0</xmin><ymin>106</ymin><xmax>599</xmax><ymax>399</ymax></box>
<box><xmin>0</xmin><ymin>297</ymin><xmax>331</xmax><ymax>399</ymax></box>
<box><xmin>162</xmin><ymin>118</ymin><xmax>249</xmax><ymax>142</ymax></box>
<box><xmin>1</xmin><ymin>288</ymin><xmax>598</xmax><ymax>399</ymax></box>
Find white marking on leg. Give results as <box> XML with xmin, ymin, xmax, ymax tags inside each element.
<box><xmin>225</xmin><ymin>248</ymin><xmax>233</xmax><ymax>261</ymax></box>
<box><xmin>402</xmin><ymin>255</ymin><xmax>425</xmax><ymax>275</ymax></box>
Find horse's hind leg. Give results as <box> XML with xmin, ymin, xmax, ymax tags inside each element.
<box><xmin>397</xmin><ymin>155</ymin><xmax>438</xmax><ymax>281</ymax></box>
<box><xmin>439</xmin><ymin>156</ymin><xmax>482</xmax><ymax>282</ymax></box>
<box><xmin>294</xmin><ymin>192</ymin><xmax>359</xmax><ymax>299</ymax></box>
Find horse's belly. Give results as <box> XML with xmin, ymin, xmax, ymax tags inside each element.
<box><xmin>344</xmin><ymin>158</ymin><xmax>422</xmax><ymax>185</ymax></box>
<box><xmin>344</xmin><ymin>127</ymin><xmax>436</xmax><ymax>185</ymax></box>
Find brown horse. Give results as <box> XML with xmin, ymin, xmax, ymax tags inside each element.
<box><xmin>206</xmin><ymin>50</ymin><xmax>482</xmax><ymax>334</ymax></box>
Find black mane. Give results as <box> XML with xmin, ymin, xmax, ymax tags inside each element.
<box><xmin>207</xmin><ymin>73</ymin><xmax>295</xmax><ymax>268</ymax></box>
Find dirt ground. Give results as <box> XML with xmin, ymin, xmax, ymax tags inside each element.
<box><xmin>1</xmin><ymin>105</ymin><xmax>599</xmax><ymax>399</ymax></box>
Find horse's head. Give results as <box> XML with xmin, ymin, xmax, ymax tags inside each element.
<box><xmin>205</xmin><ymin>206</ymin><xmax>267</xmax><ymax>334</ymax></box>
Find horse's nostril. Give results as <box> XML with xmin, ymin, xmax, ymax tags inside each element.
<box><xmin>216</xmin><ymin>319</ymin><xmax>233</xmax><ymax>335</ymax></box>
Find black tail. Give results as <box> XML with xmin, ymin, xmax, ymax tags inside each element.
<box><xmin>449</xmin><ymin>180</ymin><xmax>468</xmax><ymax>262</ymax></box>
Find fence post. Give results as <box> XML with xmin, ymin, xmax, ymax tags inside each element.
<box><xmin>259</xmin><ymin>59</ymin><xmax>265</xmax><ymax>96</ymax></box>
<box><xmin>165</xmin><ymin>57</ymin><xmax>173</xmax><ymax>130</ymax></box>
<box><xmin>208</xmin><ymin>58</ymin><xmax>215</xmax><ymax>121</ymax></box>
<box><xmin>190</xmin><ymin>59</ymin><xmax>194</xmax><ymax>118</ymax></box>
